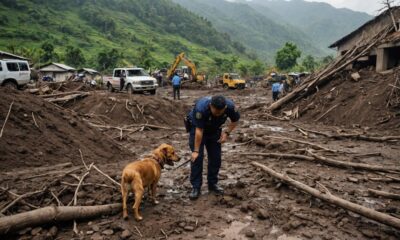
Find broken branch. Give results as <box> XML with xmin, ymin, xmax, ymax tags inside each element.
<box><xmin>251</xmin><ymin>162</ymin><xmax>400</xmax><ymax>229</ymax></box>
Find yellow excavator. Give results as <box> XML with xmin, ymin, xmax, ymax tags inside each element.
<box><xmin>167</xmin><ymin>52</ymin><xmax>205</xmax><ymax>82</ymax></box>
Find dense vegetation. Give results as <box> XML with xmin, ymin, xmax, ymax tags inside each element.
<box><xmin>0</xmin><ymin>0</ymin><xmax>250</xmax><ymax>72</ymax></box>
<box><xmin>174</xmin><ymin>0</ymin><xmax>372</xmax><ymax>63</ymax></box>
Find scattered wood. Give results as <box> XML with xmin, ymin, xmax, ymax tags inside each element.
<box><xmin>61</xmin><ymin>181</ymin><xmax>116</xmax><ymax>189</ymax></box>
<box><xmin>268</xmin><ymin>25</ymin><xmax>393</xmax><ymax>111</ymax></box>
<box><xmin>134</xmin><ymin>226</ymin><xmax>143</xmax><ymax>237</ymax></box>
<box><xmin>40</xmin><ymin>91</ymin><xmax>85</xmax><ymax>98</ymax></box>
<box><xmin>0</xmin><ymin>189</ymin><xmax>45</xmax><ymax>214</ymax></box>
<box><xmin>0</xmin><ymin>204</ymin><xmax>122</xmax><ymax>234</ymax></box>
<box><xmin>306</xmin><ymin>150</ymin><xmax>400</xmax><ymax>173</ymax></box>
<box><xmin>31</xmin><ymin>112</ymin><xmax>39</xmax><ymax>129</ymax></box>
<box><xmin>240</xmin><ymin>151</ymin><xmax>400</xmax><ymax>173</ymax></box>
<box><xmin>290</xmin><ymin>123</ymin><xmax>400</xmax><ymax>142</ymax></box>
<box><xmin>263</xmin><ymin>113</ymin><xmax>288</xmax><ymax>121</ymax></box>
<box><xmin>21</xmin><ymin>166</ymin><xmax>81</xmax><ymax>180</ymax></box>
<box><xmin>251</xmin><ymin>162</ymin><xmax>400</xmax><ymax>230</ymax></box>
<box><xmin>368</xmin><ymin>188</ymin><xmax>400</xmax><ymax>200</ymax></box>
<box><xmin>260</xmin><ymin>135</ymin><xmax>341</xmax><ymax>153</ymax></box>
<box><xmin>3</xmin><ymin>162</ymin><xmax>73</xmax><ymax>177</ymax></box>
<box><xmin>125</xmin><ymin>100</ymin><xmax>137</xmax><ymax>122</ymax></box>
<box><xmin>0</xmin><ymin>187</ymin><xmax>39</xmax><ymax>210</ymax></box>
<box><xmin>0</xmin><ymin>101</ymin><xmax>13</xmax><ymax>138</ymax></box>
<box><xmin>315</xmin><ymin>104</ymin><xmax>340</xmax><ymax>122</ymax></box>
<box><xmin>46</xmin><ymin>92</ymin><xmax>89</xmax><ymax>103</ymax></box>
<box><xmin>92</xmin><ymin>165</ymin><xmax>121</xmax><ymax>187</ymax></box>
<box><xmin>79</xmin><ymin>149</ymin><xmax>88</xmax><ymax>170</ymax></box>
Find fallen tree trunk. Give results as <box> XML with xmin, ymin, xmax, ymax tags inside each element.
<box><xmin>251</xmin><ymin>162</ymin><xmax>400</xmax><ymax>229</ymax></box>
<box><xmin>260</xmin><ymin>136</ymin><xmax>341</xmax><ymax>153</ymax></box>
<box><xmin>0</xmin><ymin>203</ymin><xmax>121</xmax><ymax>235</ymax></box>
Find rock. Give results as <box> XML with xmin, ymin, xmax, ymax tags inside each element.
<box><xmin>289</xmin><ymin>220</ymin><xmax>304</xmax><ymax>229</ymax></box>
<box><xmin>359</xmin><ymin>228</ymin><xmax>378</xmax><ymax>238</ymax></box>
<box><xmin>302</xmin><ymin>232</ymin><xmax>313</xmax><ymax>239</ymax></box>
<box><xmin>17</xmin><ymin>146</ymin><xmax>28</xmax><ymax>154</ymax></box>
<box><xmin>240</xmin><ymin>203</ymin><xmax>249</xmax><ymax>213</ymax></box>
<box><xmin>102</xmin><ymin>229</ymin><xmax>114</xmax><ymax>235</ymax></box>
<box><xmin>120</xmin><ymin>230</ymin><xmax>132</xmax><ymax>239</ymax></box>
<box><xmin>90</xmin><ymin>233</ymin><xmax>104</xmax><ymax>240</ymax></box>
<box><xmin>91</xmin><ymin>225</ymin><xmax>100</xmax><ymax>232</ymax></box>
<box><xmin>69</xmin><ymin>119</ymin><xmax>77</xmax><ymax>127</ymax></box>
<box><xmin>244</xmin><ymin>229</ymin><xmax>255</xmax><ymax>238</ymax></box>
<box><xmin>19</xmin><ymin>228</ymin><xmax>31</xmax><ymax>235</ymax></box>
<box><xmin>31</xmin><ymin>227</ymin><xmax>42</xmax><ymax>236</ymax></box>
<box><xmin>178</xmin><ymin>222</ymin><xmax>186</xmax><ymax>228</ymax></box>
<box><xmin>86</xmin><ymin>231</ymin><xmax>94</xmax><ymax>235</ymax></box>
<box><xmin>235</xmin><ymin>181</ymin><xmax>246</xmax><ymax>188</ymax></box>
<box><xmin>48</xmin><ymin>226</ymin><xmax>58</xmax><ymax>237</ymax></box>
<box><xmin>256</xmin><ymin>209</ymin><xmax>269</xmax><ymax>220</ymax></box>
<box><xmin>184</xmin><ymin>226</ymin><xmax>195</xmax><ymax>231</ymax></box>
<box><xmin>347</xmin><ymin>177</ymin><xmax>359</xmax><ymax>183</ymax></box>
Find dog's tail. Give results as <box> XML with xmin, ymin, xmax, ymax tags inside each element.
<box><xmin>121</xmin><ymin>170</ymin><xmax>142</xmax><ymax>192</ymax></box>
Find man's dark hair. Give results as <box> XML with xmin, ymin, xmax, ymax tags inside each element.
<box><xmin>211</xmin><ymin>95</ymin><xmax>226</xmax><ymax>110</ymax></box>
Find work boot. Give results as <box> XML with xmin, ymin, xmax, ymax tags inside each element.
<box><xmin>189</xmin><ymin>188</ymin><xmax>201</xmax><ymax>200</ymax></box>
<box><xmin>208</xmin><ymin>184</ymin><xmax>224</xmax><ymax>195</ymax></box>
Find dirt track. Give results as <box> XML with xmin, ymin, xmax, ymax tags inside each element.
<box><xmin>1</xmin><ymin>86</ymin><xmax>400</xmax><ymax>240</ymax></box>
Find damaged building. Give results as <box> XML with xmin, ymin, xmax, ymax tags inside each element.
<box><xmin>330</xmin><ymin>7</ymin><xmax>400</xmax><ymax>72</ymax></box>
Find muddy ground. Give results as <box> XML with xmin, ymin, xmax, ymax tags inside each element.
<box><xmin>1</xmin><ymin>85</ymin><xmax>400</xmax><ymax>240</ymax></box>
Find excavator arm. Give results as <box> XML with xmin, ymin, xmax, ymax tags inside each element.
<box><xmin>167</xmin><ymin>52</ymin><xmax>185</xmax><ymax>79</ymax></box>
<box><xmin>167</xmin><ymin>52</ymin><xmax>203</xmax><ymax>82</ymax></box>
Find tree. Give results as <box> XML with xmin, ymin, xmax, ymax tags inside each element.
<box><xmin>238</xmin><ymin>64</ymin><xmax>249</xmax><ymax>76</ymax></box>
<box><xmin>321</xmin><ymin>55</ymin><xmax>334</xmax><ymax>66</ymax></box>
<box><xmin>97</xmin><ymin>49</ymin><xmax>121</xmax><ymax>72</ymax></box>
<box><xmin>302</xmin><ymin>55</ymin><xmax>317</xmax><ymax>72</ymax></box>
<box><xmin>65</xmin><ymin>46</ymin><xmax>86</xmax><ymax>67</ymax></box>
<box><xmin>251</xmin><ymin>60</ymin><xmax>265</xmax><ymax>76</ymax></box>
<box><xmin>41</xmin><ymin>42</ymin><xmax>55</xmax><ymax>63</ymax></box>
<box><xmin>138</xmin><ymin>47</ymin><xmax>155</xmax><ymax>69</ymax></box>
<box><xmin>275</xmin><ymin>42</ymin><xmax>301</xmax><ymax>71</ymax></box>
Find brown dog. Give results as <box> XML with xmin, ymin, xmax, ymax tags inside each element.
<box><xmin>121</xmin><ymin>143</ymin><xmax>180</xmax><ymax>221</ymax></box>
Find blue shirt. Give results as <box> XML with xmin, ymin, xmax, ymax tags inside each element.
<box><xmin>172</xmin><ymin>75</ymin><xmax>181</xmax><ymax>86</ymax></box>
<box><xmin>189</xmin><ymin>97</ymin><xmax>240</xmax><ymax>134</ymax></box>
<box><xmin>272</xmin><ymin>82</ymin><xmax>280</xmax><ymax>93</ymax></box>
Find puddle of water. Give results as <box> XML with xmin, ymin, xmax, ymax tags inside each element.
<box><xmin>221</xmin><ymin>221</ymin><xmax>249</xmax><ymax>240</ymax></box>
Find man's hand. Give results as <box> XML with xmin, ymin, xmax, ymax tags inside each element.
<box><xmin>191</xmin><ymin>151</ymin><xmax>199</xmax><ymax>162</ymax></box>
<box><xmin>218</xmin><ymin>132</ymin><xmax>229</xmax><ymax>143</ymax></box>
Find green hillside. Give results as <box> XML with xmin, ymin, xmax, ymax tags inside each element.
<box><xmin>0</xmin><ymin>0</ymin><xmax>250</xmax><ymax>72</ymax></box>
<box><xmin>173</xmin><ymin>0</ymin><xmax>328</xmax><ymax>63</ymax></box>
<box><xmin>242</xmin><ymin>0</ymin><xmax>372</xmax><ymax>49</ymax></box>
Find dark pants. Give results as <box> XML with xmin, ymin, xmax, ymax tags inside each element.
<box><xmin>272</xmin><ymin>91</ymin><xmax>279</xmax><ymax>101</ymax></box>
<box><xmin>189</xmin><ymin>129</ymin><xmax>221</xmax><ymax>189</ymax></box>
<box><xmin>173</xmin><ymin>85</ymin><xmax>180</xmax><ymax>100</ymax></box>
<box><xmin>120</xmin><ymin>78</ymin><xmax>125</xmax><ymax>91</ymax></box>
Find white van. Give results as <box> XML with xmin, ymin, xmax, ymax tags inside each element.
<box><xmin>0</xmin><ymin>60</ymin><xmax>31</xmax><ymax>89</ymax></box>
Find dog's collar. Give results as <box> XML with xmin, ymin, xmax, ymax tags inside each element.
<box><xmin>151</xmin><ymin>155</ymin><xmax>165</xmax><ymax>169</ymax></box>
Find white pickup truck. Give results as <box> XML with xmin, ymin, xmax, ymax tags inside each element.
<box><xmin>0</xmin><ymin>60</ymin><xmax>31</xmax><ymax>89</ymax></box>
<box><xmin>104</xmin><ymin>67</ymin><xmax>158</xmax><ymax>95</ymax></box>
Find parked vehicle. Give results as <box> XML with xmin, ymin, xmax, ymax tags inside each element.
<box><xmin>222</xmin><ymin>73</ymin><xmax>246</xmax><ymax>89</ymax></box>
<box><xmin>104</xmin><ymin>67</ymin><xmax>158</xmax><ymax>94</ymax></box>
<box><xmin>0</xmin><ymin>59</ymin><xmax>31</xmax><ymax>89</ymax></box>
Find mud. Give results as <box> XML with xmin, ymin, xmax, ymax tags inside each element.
<box><xmin>1</xmin><ymin>86</ymin><xmax>399</xmax><ymax>240</ymax></box>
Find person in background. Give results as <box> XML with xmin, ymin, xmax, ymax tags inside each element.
<box><xmin>120</xmin><ymin>70</ymin><xmax>126</xmax><ymax>91</ymax></box>
<box><xmin>172</xmin><ymin>72</ymin><xmax>182</xmax><ymax>100</ymax></box>
<box><xmin>272</xmin><ymin>81</ymin><xmax>281</xmax><ymax>102</ymax></box>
